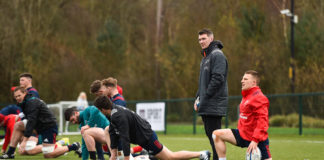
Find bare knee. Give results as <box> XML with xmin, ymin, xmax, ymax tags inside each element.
<box><xmin>14</xmin><ymin>121</ymin><xmax>24</xmax><ymax>131</ymax></box>
<box><xmin>212</xmin><ymin>130</ymin><xmax>225</xmax><ymax>141</ymax></box>
<box><xmin>43</xmin><ymin>153</ymin><xmax>54</xmax><ymax>158</ymax></box>
<box><xmin>105</xmin><ymin>126</ymin><xmax>109</xmax><ymax>132</ymax></box>
<box><xmin>83</xmin><ymin>129</ymin><xmax>91</xmax><ymax>137</ymax></box>
<box><xmin>18</xmin><ymin>150</ymin><xmax>27</xmax><ymax>155</ymax></box>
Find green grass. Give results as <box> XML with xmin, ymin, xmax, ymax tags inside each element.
<box><xmin>162</xmin><ymin>124</ymin><xmax>324</xmax><ymax>135</ymax></box>
<box><xmin>5</xmin><ymin>125</ymin><xmax>324</xmax><ymax>159</ymax></box>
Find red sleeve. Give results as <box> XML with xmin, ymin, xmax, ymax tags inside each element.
<box><xmin>2</xmin><ymin>118</ymin><xmax>15</xmax><ymax>151</ymax></box>
<box><xmin>252</xmin><ymin>95</ymin><xmax>269</xmax><ymax>142</ymax></box>
<box><xmin>2</xmin><ymin>127</ymin><xmax>11</xmax><ymax>151</ymax></box>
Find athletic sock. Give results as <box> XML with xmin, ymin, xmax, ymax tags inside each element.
<box><xmin>68</xmin><ymin>143</ymin><xmax>78</xmax><ymax>151</ymax></box>
<box><xmin>7</xmin><ymin>146</ymin><xmax>16</xmax><ymax>155</ymax></box>
<box><xmin>89</xmin><ymin>151</ymin><xmax>97</xmax><ymax>160</ymax></box>
<box><xmin>132</xmin><ymin>146</ymin><xmax>143</xmax><ymax>153</ymax></box>
<box><xmin>219</xmin><ymin>158</ymin><xmax>226</xmax><ymax>160</ymax></box>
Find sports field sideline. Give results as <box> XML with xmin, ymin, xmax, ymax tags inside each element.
<box><xmin>9</xmin><ymin>133</ymin><xmax>324</xmax><ymax>160</ymax></box>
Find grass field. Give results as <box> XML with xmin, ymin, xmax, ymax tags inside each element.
<box><xmin>5</xmin><ymin>125</ymin><xmax>324</xmax><ymax>160</ymax></box>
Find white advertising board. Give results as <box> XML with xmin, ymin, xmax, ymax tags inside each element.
<box><xmin>136</xmin><ymin>102</ymin><xmax>165</xmax><ymax>131</ymax></box>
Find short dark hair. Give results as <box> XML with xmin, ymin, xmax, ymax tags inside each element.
<box><xmin>102</xmin><ymin>77</ymin><xmax>117</xmax><ymax>88</ymax></box>
<box><xmin>19</xmin><ymin>73</ymin><xmax>33</xmax><ymax>79</ymax></box>
<box><xmin>14</xmin><ymin>86</ymin><xmax>27</xmax><ymax>93</ymax></box>
<box><xmin>245</xmin><ymin>70</ymin><xmax>260</xmax><ymax>85</ymax></box>
<box><xmin>64</xmin><ymin>107</ymin><xmax>78</xmax><ymax>121</ymax></box>
<box><xmin>198</xmin><ymin>28</ymin><xmax>213</xmax><ymax>37</ymax></box>
<box><xmin>94</xmin><ymin>95</ymin><xmax>113</xmax><ymax>110</ymax></box>
<box><xmin>90</xmin><ymin>80</ymin><xmax>102</xmax><ymax>94</ymax></box>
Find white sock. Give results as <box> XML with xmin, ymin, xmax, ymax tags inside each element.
<box><xmin>219</xmin><ymin>158</ymin><xmax>226</xmax><ymax>160</ymax></box>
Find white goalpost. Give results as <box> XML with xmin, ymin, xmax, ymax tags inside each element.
<box><xmin>48</xmin><ymin>101</ymin><xmax>80</xmax><ymax>135</ymax></box>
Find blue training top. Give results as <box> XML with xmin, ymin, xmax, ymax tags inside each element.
<box><xmin>111</xmin><ymin>93</ymin><xmax>126</xmax><ymax>107</ymax></box>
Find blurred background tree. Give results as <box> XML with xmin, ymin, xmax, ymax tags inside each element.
<box><xmin>0</xmin><ymin>0</ymin><xmax>323</xmax><ymax>103</ymax></box>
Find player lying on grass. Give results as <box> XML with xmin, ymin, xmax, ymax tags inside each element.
<box><xmin>0</xmin><ymin>87</ymin><xmax>81</xmax><ymax>159</ymax></box>
<box><xmin>94</xmin><ymin>95</ymin><xmax>211</xmax><ymax>160</ymax></box>
<box><xmin>212</xmin><ymin>70</ymin><xmax>272</xmax><ymax>160</ymax></box>
<box><xmin>65</xmin><ymin>106</ymin><xmax>110</xmax><ymax>160</ymax></box>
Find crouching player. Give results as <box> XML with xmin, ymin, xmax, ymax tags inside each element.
<box><xmin>65</xmin><ymin>106</ymin><xmax>110</xmax><ymax>160</ymax></box>
<box><xmin>94</xmin><ymin>95</ymin><xmax>211</xmax><ymax>160</ymax></box>
<box><xmin>212</xmin><ymin>70</ymin><xmax>272</xmax><ymax>160</ymax></box>
<box><xmin>0</xmin><ymin>87</ymin><xmax>81</xmax><ymax>159</ymax></box>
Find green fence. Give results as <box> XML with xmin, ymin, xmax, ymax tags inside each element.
<box><xmin>127</xmin><ymin>92</ymin><xmax>324</xmax><ymax>135</ymax></box>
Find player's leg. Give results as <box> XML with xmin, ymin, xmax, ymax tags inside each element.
<box><xmin>0</xmin><ymin>121</ymin><xmax>26</xmax><ymax>158</ymax></box>
<box><xmin>155</xmin><ymin>146</ymin><xmax>201</xmax><ymax>160</ymax></box>
<box><xmin>212</xmin><ymin>129</ymin><xmax>237</xmax><ymax>159</ymax></box>
<box><xmin>9</xmin><ymin>121</ymin><xmax>25</xmax><ymax>147</ymax></box>
<box><xmin>104</xmin><ymin>126</ymin><xmax>111</xmax><ymax>151</ymax></box>
<box><xmin>82</xmin><ymin>127</ymin><xmax>106</xmax><ymax>159</ymax></box>
<box><xmin>41</xmin><ymin>126</ymin><xmax>81</xmax><ymax>158</ymax></box>
<box><xmin>257</xmin><ymin>139</ymin><xmax>272</xmax><ymax>160</ymax></box>
<box><xmin>202</xmin><ymin>115</ymin><xmax>222</xmax><ymax>160</ymax></box>
<box><xmin>142</xmin><ymin>132</ymin><xmax>210</xmax><ymax>160</ymax></box>
<box><xmin>23</xmin><ymin>136</ymin><xmax>42</xmax><ymax>155</ymax></box>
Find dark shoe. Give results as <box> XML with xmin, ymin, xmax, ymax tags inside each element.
<box><xmin>199</xmin><ymin>150</ymin><xmax>211</xmax><ymax>160</ymax></box>
<box><xmin>0</xmin><ymin>153</ymin><xmax>14</xmax><ymax>159</ymax></box>
<box><xmin>73</xmin><ymin>142</ymin><xmax>82</xmax><ymax>158</ymax></box>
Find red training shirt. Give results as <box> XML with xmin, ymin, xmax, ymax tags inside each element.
<box><xmin>238</xmin><ymin>86</ymin><xmax>269</xmax><ymax>143</ymax></box>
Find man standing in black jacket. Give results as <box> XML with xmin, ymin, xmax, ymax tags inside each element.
<box><xmin>0</xmin><ymin>87</ymin><xmax>81</xmax><ymax>159</ymax></box>
<box><xmin>195</xmin><ymin>29</ymin><xmax>228</xmax><ymax>160</ymax></box>
<box><xmin>94</xmin><ymin>95</ymin><xmax>211</xmax><ymax>160</ymax></box>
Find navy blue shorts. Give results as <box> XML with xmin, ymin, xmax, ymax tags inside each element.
<box><xmin>39</xmin><ymin>126</ymin><xmax>58</xmax><ymax>144</ymax></box>
<box><xmin>140</xmin><ymin>132</ymin><xmax>163</xmax><ymax>155</ymax></box>
<box><xmin>231</xmin><ymin>129</ymin><xmax>271</xmax><ymax>160</ymax></box>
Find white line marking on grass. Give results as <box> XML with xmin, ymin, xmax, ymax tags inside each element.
<box><xmin>165</xmin><ymin>137</ymin><xmax>324</xmax><ymax>144</ymax></box>
<box><xmin>164</xmin><ymin>137</ymin><xmax>207</xmax><ymax>141</ymax></box>
<box><xmin>271</xmin><ymin>140</ymin><xmax>324</xmax><ymax>144</ymax></box>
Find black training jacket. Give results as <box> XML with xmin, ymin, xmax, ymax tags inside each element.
<box><xmin>108</xmin><ymin>105</ymin><xmax>153</xmax><ymax>156</ymax></box>
<box><xmin>196</xmin><ymin>40</ymin><xmax>228</xmax><ymax>116</ymax></box>
<box><xmin>19</xmin><ymin>94</ymin><xmax>57</xmax><ymax>137</ymax></box>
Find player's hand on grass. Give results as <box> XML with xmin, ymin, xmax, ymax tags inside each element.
<box><xmin>124</xmin><ymin>156</ymin><xmax>130</xmax><ymax>160</ymax></box>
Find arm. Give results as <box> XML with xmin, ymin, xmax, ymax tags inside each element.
<box><xmin>110</xmin><ymin>148</ymin><xmax>118</xmax><ymax>160</ymax></box>
<box><xmin>113</xmin><ymin>113</ymin><xmax>131</xmax><ymax>156</ymax></box>
<box><xmin>24</xmin><ymin>101</ymin><xmax>40</xmax><ymax>137</ymax></box>
<box><xmin>251</xmin><ymin>96</ymin><xmax>269</xmax><ymax>142</ymax></box>
<box><xmin>206</xmin><ymin>52</ymin><xmax>227</xmax><ymax>97</ymax></box>
<box><xmin>2</xmin><ymin>127</ymin><xmax>11</xmax><ymax>153</ymax></box>
<box><xmin>109</xmin><ymin>124</ymin><xmax>119</xmax><ymax>151</ymax></box>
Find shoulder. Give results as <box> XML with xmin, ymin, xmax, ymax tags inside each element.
<box><xmin>251</xmin><ymin>90</ymin><xmax>269</xmax><ymax>104</ymax></box>
<box><xmin>211</xmin><ymin>49</ymin><xmax>225</xmax><ymax>57</ymax></box>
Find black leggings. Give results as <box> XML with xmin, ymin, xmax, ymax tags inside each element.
<box><xmin>202</xmin><ymin>115</ymin><xmax>222</xmax><ymax>160</ymax></box>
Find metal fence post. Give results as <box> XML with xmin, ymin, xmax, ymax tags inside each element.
<box><xmin>193</xmin><ymin>108</ymin><xmax>196</xmax><ymax>134</ymax></box>
<box><xmin>298</xmin><ymin>95</ymin><xmax>303</xmax><ymax>135</ymax></box>
<box><xmin>164</xmin><ymin>101</ymin><xmax>167</xmax><ymax>135</ymax></box>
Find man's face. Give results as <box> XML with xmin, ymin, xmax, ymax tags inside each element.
<box><xmin>94</xmin><ymin>89</ymin><xmax>104</xmax><ymax>97</ymax></box>
<box><xmin>241</xmin><ymin>74</ymin><xmax>257</xmax><ymax>91</ymax></box>
<box><xmin>14</xmin><ymin>90</ymin><xmax>26</xmax><ymax>103</ymax></box>
<box><xmin>99</xmin><ymin>108</ymin><xmax>110</xmax><ymax>116</ymax></box>
<box><xmin>19</xmin><ymin>77</ymin><xmax>31</xmax><ymax>89</ymax></box>
<box><xmin>198</xmin><ymin>34</ymin><xmax>213</xmax><ymax>49</ymax></box>
<box><xmin>99</xmin><ymin>86</ymin><xmax>111</xmax><ymax>97</ymax></box>
<box><xmin>69</xmin><ymin>112</ymin><xmax>80</xmax><ymax>124</ymax></box>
